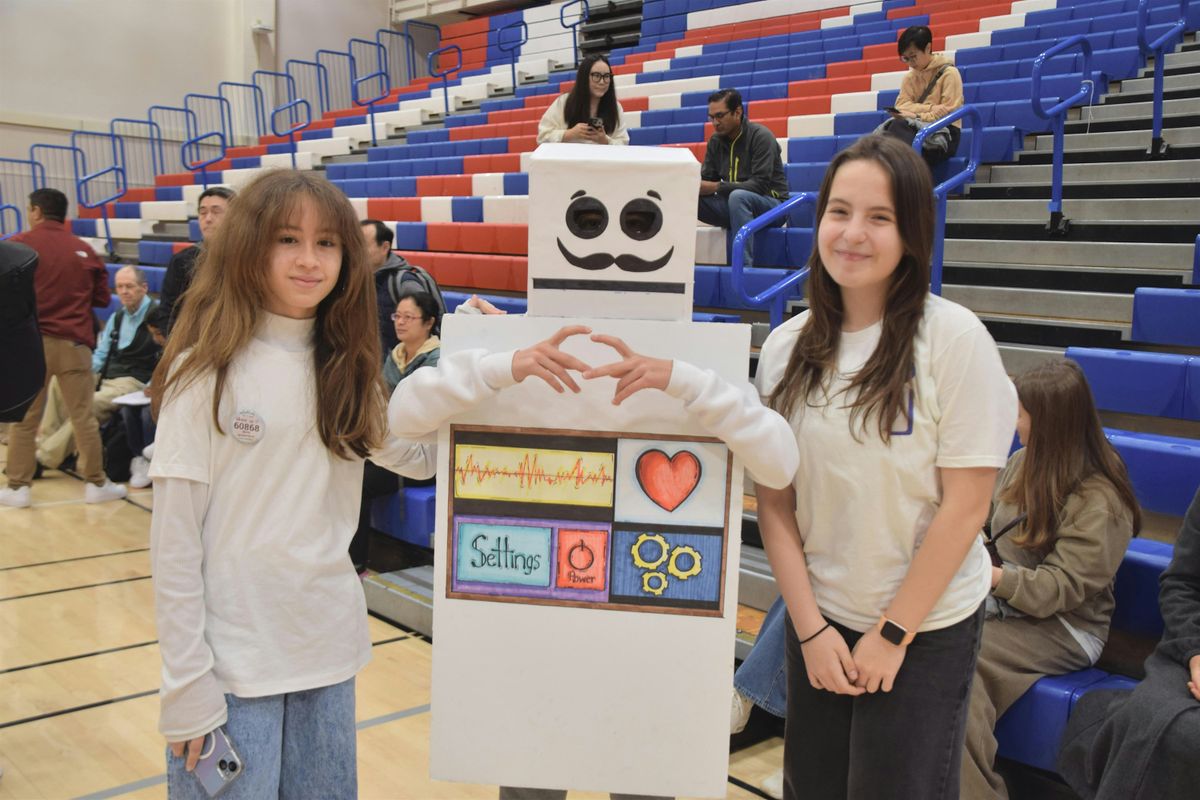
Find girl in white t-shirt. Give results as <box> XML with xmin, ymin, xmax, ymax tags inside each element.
<box><xmin>148</xmin><ymin>170</ymin><xmax>434</xmax><ymax>799</ymax></box>
<box><xmin>753</xmin><ymin>135</ymin><xmax>1016</xmax><ymax>799</ymax></box>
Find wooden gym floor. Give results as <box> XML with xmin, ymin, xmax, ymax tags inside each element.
<box><xmin>0</xmin><ymin>452</ymin><xmax>783</xmax><ymax>800</ymax></box>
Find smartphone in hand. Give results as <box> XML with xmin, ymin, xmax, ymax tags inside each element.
<box><xmin>193</xmin><ymin>728</ymin><xmax>244</xmax><ymax>798</ymax></box>
<box><xmin>884</xmin><ymin>106</ymin><xmax>902</xmax><ymax>116</ymax></box>
<box><xmin>589</xmin><ymin>116</ymin><xmax>604</xmax><ymax>130</ymax></box>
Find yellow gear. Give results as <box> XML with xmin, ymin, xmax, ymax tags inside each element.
<box><xmin>668</xmin><ymin>545</ymin><xmax>702</xmax><ymax>580</ymax></box>
<box><xmin>642</xmin><ymin>571</ymin><xmax>668</xmax><ymax>596</ymax></box>
<box><xmin>631</xmin><ymin>533</ymin><xmax>669</xmax><ymax>570</ymax></box>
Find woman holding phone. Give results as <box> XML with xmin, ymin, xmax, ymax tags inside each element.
<box><xmin>537</xmin><ymin>54</ymin><xmax>629</xmax><ymax>145</ymax></box>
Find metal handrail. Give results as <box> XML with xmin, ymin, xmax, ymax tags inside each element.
<box><xmin>1137</xmin><ymin>0</ymin><xmax>1191</xmax><ymax>158</ymax></box>
<box><xmin>561</xmin><ymin>0</ymin><xmax>590</xmax><ymax>66</ymax></box>
<box><xmin>913</xmin><ymin>104</ymin><xmax>984</xmax><ymax>295</ymax></box>
<box><xmin>1031</xmin><ymin>34</ymin><xmax>1095</xmax><ymax>236</ymax></box>
<box><xmin>729</xmin><ymin>192</ymin><xmax>816</xmax><ymax>329</ymax></box>
<box><xmin>147</xmin><ymin>105</ymin><xmax>200</xmax><ymax>172</ymax></box>
<box><xmin>284</xmin><ymin>60</ymin><xmax>330</xmax><ymax>116</ymax></box>
<box><xmin>181</xmin><ymin>131</ymin><xmax>226</xmax><ymax>189</ymax></box>
<box><xmin>0</xmin><ymin>203</ymin><xmax>20</xmax><ymax>240</ymax></box>
<box><xmin>111</xmin><ymin>117</ymin><xmax>165</xmax><ymax>177</ymax></box>
<box><xmin>404</xmin><ymin>20</ymin><xmax>441</xmax><ymax>81</ymax></box>
<box><xmin>498</xmin><ymin>20</ymin><xmax>529</xmax><ymax>92</ymax></box>
<box><xmin>376</xmin><ymin>28</ymin><xmax>417</xmax><ymax>89</ymax></box>
<box><xmin>270</xmin><ymin>99</ymin><xmax>313</xmax><ymax>169</ymax></box>
<box><xmin>184</xmin><ymin>93</ymin><xmax>235</xmax><ymax>151</ymax></box>
<box><xmin>350</xmin><ymin>38</ymin><xmax>391</xmax><ymax>147</ymax></box>
<box><xmin>429</xmin><ymin>45</ymin><xmax>463</xmax><ymax>118</ymax></box>
<box><xmin>1192</xmin><ymin>233</ymin><xmax>1200</xmax><ymax>285</ymax></box>
<box><xmin>218</xmin><ymin>81</ymin><xmax>268</xmax><ymax>140</ymax></box>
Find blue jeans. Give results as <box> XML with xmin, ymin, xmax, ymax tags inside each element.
<box><xmin>733</xmin><ymin>595</ymin><xmax>788</xmax><ymax>718</ymax></box>
<box><xmin>166</xmin><ymin>677</ymin><xmax>357</xmax><ymax>799</ymax></box>
<box><xmin>697</xmin><ymin>189</ymin><xmax>783</xmax><ymax>267</ymax></box>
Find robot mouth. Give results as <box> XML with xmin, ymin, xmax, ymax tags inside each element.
<box><xmin>556</xmin><ymin>238</ymin><xmax>674</xmax><ymax>273</ymax></box>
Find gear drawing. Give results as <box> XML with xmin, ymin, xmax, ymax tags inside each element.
<box><xmin>667</xmin><ymin>545</ymin><xmax>702</xmax><ymax>580</ymax></box>
<box><xmin>631</xmin><ymin>533</ymin><xmax>669</xmax><ymax>570</ymax></box>
<box><xmin>642</xmin><ymin>571</ymin><xmax>668</xmax><ymax>596</ymax></box>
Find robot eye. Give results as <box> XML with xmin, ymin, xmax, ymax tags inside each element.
<box><xmin>565</xmin><ymin>196</ymin><xmax>608</xmax><ymax>240</ymax></box>
<box><xmin>619</xmin><ymin>198</ymin><xmax>663</xmax><ymax>241</ymax></box>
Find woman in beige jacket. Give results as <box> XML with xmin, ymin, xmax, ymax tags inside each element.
<box><xmin>537</xmin><ymin>54</ymin><xmax>629</xmax><ymax>146</ymax></box>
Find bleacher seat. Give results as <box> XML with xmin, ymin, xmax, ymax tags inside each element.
<box><xmin>1108</xmin><ymin>430</ymin><xmax>1200</xmax><ymax>518</ymax></box>
<box><xmin>1131</xmin><ymin>288</ymin><xmax>1200</xmax><ymax>347</ymax></box>
<box><xmin>1066</xmin><ymin>347</ymin><xmax>1190</xmax><ymax>419</ymax></box>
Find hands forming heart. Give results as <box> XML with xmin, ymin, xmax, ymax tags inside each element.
<box><xmin>511</xmin><ymin>326</ymin><xmax>673</xmax><ymax>405</ymax></box>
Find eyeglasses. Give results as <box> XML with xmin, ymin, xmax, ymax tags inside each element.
<box><xmin>391</xmin><ymin>312</ymin><xmax>424</xmax><ymax>322</ymax></box>
<box><xmin>707</xmin><ymin>110</ymin><xmax>735</xmax><ymax>122</ymax></box>
<box><xmin>589</xmin><ymin>72</ymin><xmax>612</xmax><ymax>83</ymax></box>
<box><xmin>899</xmin><ymin>52</ymin><xmax>922</xmax><ymax>64</ymax></box>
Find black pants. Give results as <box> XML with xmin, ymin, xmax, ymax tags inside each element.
<box><xmin>879</xmin><ymin>119</ymin><xmax>962</xmax><ymax>168</ymax></box>
<box><xmin>350</xmin><ymin>461</ymin><xmax>400</xmax><ymax>571</ymax></box>
<box><xmin>782</xmin><ymin>605</ymin><xmax>984</xmax><ymax>800</ymax></box>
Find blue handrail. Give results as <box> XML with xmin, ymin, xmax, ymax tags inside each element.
<box><xmin>429</xmin><ymin>45</ymin><xmax>463</xmax><ymax>118</ymax></box>
<box><xmin>110</xmin><ymin>117</ymin><xmax>165</xmax><ymax>179</ymax></box>
<box><xmin>0</xmin><ymin>203</ymin><xmax>21</xmax><ymax>240</ymax></box>
<box><xmin>183</xmin><ymin>93</ymin><xmax>234</xmax><ymax>152</ymax></box>
<box><xmin>218</xmin><ymin>81</ymin><xmax>268</xmax><ymax>140</ymax></box>
<box><xmin>1031</xmin><ymin>34</ymin><xmax>1094</xmax><ymax>237</ymax></box>
<box><xmin>729</xmin><ymin>192</ymin><xmax>816</xmax><ymax>329</ymax></box>
<box><xmin>148</xmin><ymin>105</ymin><xmax>200</xmax><ymax>172</ymax></box>
<box><xmin>181</xmin><ymin>131</ymin><xmax>226</xmax><ymax>189</ymax></box>
<box><xmin>376</xmin><ymin>28</ymin><xmax>417</xmax><ymax>89</ymax></box>
<box><xmin>498</xmin><ymin>20</ymin><xmax>529</xmax><ymax>91</ymax></box>
<box><xmin>404</xmin><ymin>20</ymin><xmax>441</xmax><ymax>81</ymax></box>
<box><xmin>561</xmin><ymin>0</ymin><xmax>590</xmax><ymax>66</ymax></box>
<box><xmin>1192</xmin><ymin>233</ymin><xmax>1200</xmax><ymax>285</ymax></box>
<box><xmin>1137</xmin><ymin>0</ymin><xmax>1191</xmax><ymax>158</ymax></box>
<box><xmin>349</xmin><ymin>38</ymin><xmax>391</xmax><ymax>148</ymax></box>
<box><xmin>913</xmin><ymin>104</ymin><xmax>984</xmax><ymax>295</ymax></box>
<box><xmin>270</xmin><ymin>99</ymin><xmax>312</xmax><ymax>169</ymax></box>
<box><xmin>284</xmin><ymin>60</ymin><xmax>329</xmax><ymax>116</ymax></box>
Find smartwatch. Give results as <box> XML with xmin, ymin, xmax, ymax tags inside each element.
<box><xmin>877</xmin><ymin>616</ymin><xmax>916</xmax><ymax>646</ymax></box>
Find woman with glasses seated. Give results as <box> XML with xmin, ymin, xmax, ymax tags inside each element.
<box><xmin>350</xmin><ymin>291</ymin><xmax>442</xmax><ymax>573</ymax></box>
<box><xmin>537</xmin><ymin>54</ymin><xmax>629</xmax><ymax>146</ymax></box>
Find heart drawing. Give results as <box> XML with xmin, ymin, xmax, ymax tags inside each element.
<box><xmin>635</xmin><ymin>449</ymin><xmax>702</xmax><ymax>512</ymax></box>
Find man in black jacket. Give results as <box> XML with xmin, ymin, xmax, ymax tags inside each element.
<box><xmin>159</xmin><ymin>186</ymin><xmax>235</xmax><ymax>333</ymax></box>
<box><xmin>697</xmin><ymin>88</ymin><xmax>790</xmax><ymax>268</ymax></box>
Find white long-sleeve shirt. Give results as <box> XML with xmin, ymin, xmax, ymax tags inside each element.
<box><xmin>149</xmin><ymin>312</ymin><xmax>434</xmax><ymax>742</ymax></box>
<box><xmin>536</xmin><ymin>93</ymin><xmax>630</xmax><ymax>146</ymax></box>
<box><xmin>387</xmin><ymin>348</ymin><xmax>798</xmax><ymax>490</ymax></box>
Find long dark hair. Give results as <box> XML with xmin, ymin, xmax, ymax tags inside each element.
<box><xmin>400</xmin><ymin>290</ymin><xmax>442</xmax><ymax>338</ymax></box>
<box><xmin>768</xmin><ymin>135</ymin><xmax>934</xmax><ymax>442</ymax></box>
<box><xmin>1001</xmin><ymin>360</ymin><xmax>1142</xmax><ymax>554</ymax></box>
<box><xmin>564</xmin><ymin>54</ymin><xmax>619</xmax><ymax>135</ymax></box>
<box><xmin>153</xmin><ymin>169</ymin><xmax>385</xmax><ymax>459</ymax></box>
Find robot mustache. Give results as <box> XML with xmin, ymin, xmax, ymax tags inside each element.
<box><xmin>556</xmin><ymin>239</ymin><xmax>675</xmax><ymax>273</ymax></box>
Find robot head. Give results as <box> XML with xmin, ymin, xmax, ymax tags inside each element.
<box><xmin>527</xmin><ymin>144</ymin><xmax>699</xmax><ymax>320</ymax></box>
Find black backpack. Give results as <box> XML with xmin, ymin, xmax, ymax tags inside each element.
<box><xmin>379</xmin><ymin>258</ymin><xmax>447</xmax><ymax>318</ymax></box>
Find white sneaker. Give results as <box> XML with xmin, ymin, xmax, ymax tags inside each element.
<box><xmin>129</xmin><ymin>456</ymin><xmax>151</xmax><ymax>489</ymax></box>
<box><xmin>761</xmin><ymin>767</ymin><xmax>784</xmax><ymax>800</ymax></box>
<box><xmin>142</xmin><ymin>442</ymin><xmax>155</xmax><ymax>460</ymax></box>
<box><xmin>731</xmin><ymin>688</ymin><xmax>753</xmax><ymax>734</ymax></box>
<box><xmin>0</xmin><ymin>485</ymin><xmax>31</xmax><ymax>508</ymax></box>
<box><xmin>85</xmin><ymin>480</ymin><xmax>128</xmax><ymax>504</ymax></box>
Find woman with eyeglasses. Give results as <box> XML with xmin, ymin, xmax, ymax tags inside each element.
<box><xmin>537</xmin><ymin>54</ymin><xmax>629</xmax><ymax>145</ymax></box>
<box><xmin>350</xmin><ymin>291</ymin><xmax>442</xmax><ymax>573</ymax></box>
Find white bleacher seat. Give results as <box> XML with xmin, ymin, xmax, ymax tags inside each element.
<box><xmin>829</xmin><ymin>91</ymin><xmax>880</xmax><ymax>114</ymax></box>
<box><xmin>471</xmin><ymin>173</ymin><xmax>507</xmax><ymax>197</ymax></box>
<box><xmin>695</xmin><ymin>226</ymin><xmax>728</xmax><ymax>267</ymax></box>
<box><xmin>871</xmin><ymin>71</ymin><xmax>909</xmax><ymax>92</ymax></box>
<box><xmin>483</xmin><ymin>196</ymin><xmax>528</xmax><ymax>224</ymax></box>
<box><xmin>822</xmin><ymin>16</ymin><xmax>854</xmax><ymax>29</ymax></box>
<box><xmin>648</xmin><ymin>93</ymin><xmax>682</xmax><ymax>110</ymax></box>
<box><xmin>349</xmin><ymin>198</ymin><xmax>369</xmax><ymax>219</ymax></box>
<box><xmin>419</xmin><ymin>197</ymin><xmax>454</xmax><ymax>222</ymax></box>
<box><xmin>99</xmin><ymin>218</ymin><xmax>157</xmax><ymax>239</ymax></box>
<box><xmin>981</xmin><ymin>13</ymin><xmax>1026</xmax><ymax>32</ymax></box>
<box><xmin>945</xmin><ymin>31</ymin><xmax>993</xmax><ymax>50</ymax></box>
<box><xmin>138</xmin><ymin>201</ymin><xmax>190</xmax><ymax>221</ymax></box>
<box><xmin>788</xmin><ymin>113</ymin><xmax>836</xmax><ymax>137</ymax></box>
<box><xmin>1013</xmin><ymin>0</ymin><xmax>1058</xmax><ymax>13</ymax></box>
<box><xmin>260</xmin><ymin>151</ymin><xmax>315</xmax><ymax>170</ymax></box>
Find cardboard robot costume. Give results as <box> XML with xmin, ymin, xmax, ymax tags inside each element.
<box><xmin>409</xmin><ymin>144</ymin><xmax>785</xmax><ymax>798</ymax></box>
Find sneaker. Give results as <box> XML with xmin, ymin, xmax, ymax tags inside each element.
<box><xmin>0</xmin><ymin>485</ymin><xmax>32</xmax><ymax>508</ymax></box>
<box><xmin>129</xmin><ymin>456</ymin><xmax>151</xmax><ymax>489</ymax></box>
<box><xmin>761</xmin><ymin>767</ymin><xmax>784</xmax><ymax>800</ymax></box>
<box><xmin>85</xmin><ymin>480</ymin><xmax>128</xmax><ymax>504</ymax></box>
<box><xmin>142</xmin><ymin>442</ymin><xmax>155</xmax><ymax>460</ymax></box>
<box><xmin>731</xmin><ymin>688</ymin><xmax>753</xmax><ymax>734</ymax></box>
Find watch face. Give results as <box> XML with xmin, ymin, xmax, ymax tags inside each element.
<box><xmin>880</xmin><ymin>620</ymin><xmax>907</xmax><ymax>646</ymax></box>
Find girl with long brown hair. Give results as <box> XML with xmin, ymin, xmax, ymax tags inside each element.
<box><xmin>753</xmin><ymin>134</ymin><xmax>1016</xmax><ymax>799</ymax></box>
<box><xmin>148</xmin><ymin>169</ymin><xmax>433</xmax><ymax>798</ymax></box>
<box><xmin>962</xmin><ymin>359</ymin><xmax>1139</xmax><ymax>799</ymax></box>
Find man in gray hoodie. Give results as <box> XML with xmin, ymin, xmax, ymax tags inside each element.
<box><xmin>697</xmin><ymin>88</ymin><xmax>790</xmax><ymax>268</ymax></box>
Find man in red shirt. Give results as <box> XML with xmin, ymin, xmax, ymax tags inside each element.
<box><xmin>1</xmin><ymin>189</ymin><xmax>128</xmax><ymax>507</ymax></box>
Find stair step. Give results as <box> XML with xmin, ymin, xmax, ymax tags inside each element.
<box><xmin>941</xmin><ymin>262</ymin><xmax>1188</xmax><ymax>294</ymax></box>
<box><xmin>946</xmin><ymin>198</ymin><xmax>1200</xmax><ymax>224</ymax></box>
<box><xmin>943</xmin><ymin>285</ymin><xmax>1132</xmax><ymax>325</ymax></box>
<box><xmin>1030</xmin><ymin>126</ymin><xmax>1200</xmax><ymax>152</ymax></box>
<box><xmin>1117</xmin><ymin>72</ymin><xmax>1200</xmax><ymax>96</ymax></box>
<box><xmin>1104</xmin><ymin>86</ymin><xmax>1200</xmax><ymax>106</ymax></box>
<box><xmin>1014</xmin><ymin>144</ymin><xmax>1200</xmax><ymax>164</ymax></box>
<box><xmin>1065</xmin><ymin>110</ymin><xmax>1200</xmax><ymax>134</ymax></box>
<box><xmin>943</xmin><ymin>239</ymin><xmax>1193</xmax><ymax>270</ymax></box>
<box><xmin>945</xmin><ymin>220</ymin><xmax>1200</xmax><ymax>244</ymax></box>
<box><xmin>977</xmin><ymin>313</ymin><xmax>1129</xmax><ymax>349</ymax></box>
<box><xmin>1073</xmin><ymin>96</ymin><xmax>1200</xmax><ymax>123</ymax></box>
<box><xmin>998</xmin><ymin>343</ymin><xmax>1065</xmax><ymax>375</ymax></box>
<box><xmin>987</xmin><ymin>158</ymin><xmax>1200</xmax><ymax>184</ymax></box>
<box><xmin>964</xmin><ymin>179</ymin><xmax>1200</xmax><ymax>199</ymax></box>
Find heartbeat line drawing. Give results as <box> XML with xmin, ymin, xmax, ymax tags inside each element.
<box><xmin>453</xmin><ymin>444</ymin><xmax>617</xmax><ymax>507</ymax></box>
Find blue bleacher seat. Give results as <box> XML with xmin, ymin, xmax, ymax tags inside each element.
<box><xmin>1066</xmin><ymin>347</ymin><xmax>1190</xmax><ymax>419</ymax></box>
<box><xmin>1108</xmin><ymin>429</ymin><xmax>1200</xmax><ymax>517</ymax></box>
<box><xmin>1131</xmin><ymin>288</ymin><xmax>1200</xmax><ymax>347</ymax></box>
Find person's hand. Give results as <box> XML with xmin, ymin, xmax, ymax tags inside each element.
<box><xmin>851</xmin><ymin>628</ymin><xmax>907</xmax><ymax>693</ymax></box>
<box><xmin>699</xmin><ymin>180</ymin><xmax>720</xmax><ymax>196</ymax></box>
<box><xmin>583</xmin><ymin>334</ymin><xmax>673</xmax><ymax>405</ymax></box>
<box><xmin>511</xmin><ymin>326</ymin><xmax>592</xmax><ymax>393</ymax></box>
<box><xmin>466</xmin><ymin>294</ymin><xmax>505</xmax><ymax>315</ymax></box>
<box><xmin>1189</xmin><ymin>654</ymin><xmax>1200</xmax><ymax>701</ymax></box>
<box><xmin>564</xmin><ymin>123</ymin><xmax>598</xmax><ymax>143</ymax></box>
<box><xmin>169</xmin><ymin>734</ymin><xmax>208</xmax><ymax>772</ymax></box>
<box><xmin>800</xmin><ymin>625</ymin><xmax>864</xmax><ymax>696</ymax></box>
<box><xmin>990</xmin><ymin>565</ymin><xmax>1003</xmax><ymax>589</ymax></box>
